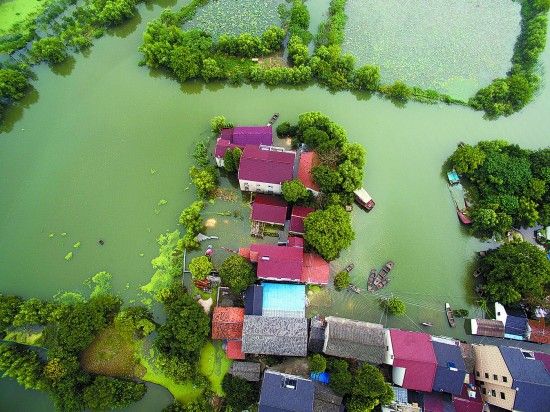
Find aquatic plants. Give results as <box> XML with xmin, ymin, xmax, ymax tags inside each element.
<box><xmin>379</xmin><ymin>297</ymin><xmax>406</xmax><ymax>316</ymax></box>
<box><xmin>334</xmin><ymin>271</ymin><xmax>350</xmax><ymax>290</ymax></box>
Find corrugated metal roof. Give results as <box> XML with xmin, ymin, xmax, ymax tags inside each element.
<box><xmin>238</xmin><ymin>145</ymin><xmax>295</xmax><ymax>185</ymax></box>
<box><xmin>260</xmin><ymin>370</ymin><xmax>314</xmax><ymax>412</ymax></box>
<box><xmin>252</xmin><ymin>194</ymin><xmax>288</xmax><ymax>225</ymax></box>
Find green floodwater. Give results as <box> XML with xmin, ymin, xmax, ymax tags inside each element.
<box><xmin>1</xmin><ymin>0</ymin><xmax>550</xmax><ymax>409</ymax></box>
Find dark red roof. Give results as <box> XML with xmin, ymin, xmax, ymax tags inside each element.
<box><xmin>287</xmin><ymin>236</ymin><xmax>304</xmax><ymax>248</ymax></box>
<box><xmin>238</xmin><ymin>145</ymin><xmax>295</xmax><ymax>185</ymax></box>
<box><xmin>250</xmin><ymin>243</ymin><xmax>303</xmax><ymax>281</ymax></box>
<box><xmin>289</xmin><ymin>206</ymin><xmax>315</xmax><ymax>234</ymax></box>
<box><xmin>215</xmin><ymin>127</ymin><xmax>273</xmax><ymax>158</ymax></box>
<box><xmin>528</xmin><ymin>319</ymin><xmax>550</xmax><ymax>344</ymax></box>
<box><xmin>226</xmin><ymin>340</ymin><xmax>246</xmax><ymax>360</ymax></box>
<box><xmin>251</xmin><ymin>194</ymin><xmax>288</xmax><ymax>225</ymax></box>
<box><xmin>534</xmin><ymin>351</ymin><xmax>550</xmax><ymax>372</ymax></box>
<box><xmin>297</xmin><ymin>152</ymin><xmax>320</xmax><ymax>192</ymax></box>
<box><xmin>212</xmin><ymin>307</ymin><xmax>245</xmax><ymax>340</ymax></box>
<box><xmin>390</xmin><ymin>329</ymin><xmax>437</xmax><ymax>392</ymax></box>
<box><xmin>302</xmin><ymin>253</ymin><xmax>329</xmax><ymax>284</ymax></box>
<box><xmin>452</xmin><ymin>380</ymin><xmax>483</xmax><ymax>412</ymax></box>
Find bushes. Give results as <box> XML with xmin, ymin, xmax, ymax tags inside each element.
<box><xmin>379</xmin><ymin>297</ymin><xmax>406</xmax><ymax>316</ymax></box>
<box><xmin>353</xmin><ymin>65</ymin><xmax>381</xmax><ymax>91</ymax></box>
<box><xmin>334</xmin><ymin>271</ymin><xmax>350</xmax><ymax>290</ymax></box>
<box><xmin>218</xmin><ymin>26</ymin><xmax>284</xmax><ymax>57</ymax></box>
<box><xmin>30</xmin><ymin>37</ymin><xmax>68</xmax><ymax>64</ymax></box>
<box><xmin>222</xmin><ymin>374</ymin><xmax>259</xmax><ymax>411</ymax></box>
<box><xmin>282</xmin><ymin>179</ymin><xmax>310</xmax><ymax>203</ymax></box>
<box><xmin>309</xmin><ymin>353</ymin><xmax>327</xmax><ymax>372</ymax></box>
<box><xmin>179</xmin><ymin>200</ymin><xmax>205</xmax><ymax>250</ymax></box>
<box><xmin>189</xmin><ymin>166</ymin><xmax>218</xmax><ymax>199</ymax></box>
<box><xmin>223</xmin><ymin>147</ymin><xmax>242</xmax><ymax>173</ymax></box>
<box><xmin>219</xmin><ymin>254</ymin><xmax>256</xmax><ymax>293</ymax></box>
<box><xmin>0</xmin><ymin>68</ymin><xmax>30</xmax><ymax>101</ymax></box>
<box><xmin>189</xmin><ymin>256</ymin><xmax>213</xmax><ymax>280</ymax></box>
<box><xmin>316</xmin><ymin>0</ymin><xmax>347</xmax><ymax>48</ymax></box>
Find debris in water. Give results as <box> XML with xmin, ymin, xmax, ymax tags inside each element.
<box><xmin>48</xmin><ymin>233</ymin><xmax>54</xmax><ymax>238</ymax></box>
<box><xmin>73</xmin><ymin>241</ymin><xmax>81</xmax><ymax>248</ymax></box>
<box><xmin>61</xmin><ymin>232</ymin><xmax>67</xmax><ymax>236</ymax></box>
<box><xmin>64</xmin><ymin>252</ymin><xmax>73</xmax><ymax>261</ymax></box>
<box><xmin>158</xmin><ymin>199</ymin><xmax>167</xmax><ymax>206</ymax></box>
<box><xmin>150</xmin><ymin>168</ymin><xmax>157</xmax><ymax>175</ymax></box>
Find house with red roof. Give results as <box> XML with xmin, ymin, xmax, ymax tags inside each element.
<box><xmin>238</xmin><ymin>145</ymin><xmax>296</xmax><ymax>195</ymax></box>
<box><xmin>528</xmin><ymin>318</ymin><xmax>550</xmax><ymax>344</ymax></box>
<box><xmin>385</xmin><ymin>329</ymin><xmax>437</xmax><ymax>392</ymax></box>
<box><xmin>226</xmin><ymin>340</ymin><xmax>246</xmax><ymax>360</ymax></box>
<box><xmin>211</xmin><ymin>307</ymin><xmax>245</xmax><ymax>340</ymax></box>
<box><xmin>214</xmin><ymin>126</ymin><xmax>273</xmax><ymax>167</ymax></box>
<box><xmin>297</xmin><ymin>151</ymin><xmax>320</xmax><ymax>196</ymax></box>
<box><xmin>452</xmin><ymin>378</ymin><xmax>484</xmax><ymax>412</ymax></box>
<box><xmin>302</xmin><ymin>253</ymin><xmax>330</xmax><ymax>285</ymax></box>
<box><xmin>251</xmin><ymin>194</ymin><xmax>288</xmax><ymax>226</ymax></box>
<box><xmin>289</xmin><ymin>205</ymin><xmax>315</xmax><ymax>235</ymax></box>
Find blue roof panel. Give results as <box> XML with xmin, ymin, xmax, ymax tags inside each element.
<box><xmin>504</xmin><ymin>315</ymin><xmax>528</xmax><ymax>337</ymax></box>
<box><xmin>259</xmin><ymin>370</ymin><xmax>314</xmax><ymax>412</ymax></box>
<box><xmin>245</xmin><ymin>285</ymin><xmax>263</xmax><ymax>316</ymax></box>
<box><xmin>432</xmin><ymin>341</ymin><xmax>467</xmax><ymax>395</ymax></box>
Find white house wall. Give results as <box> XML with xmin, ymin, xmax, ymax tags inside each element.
<box><xmin>239</xmin><ymin>180</ymin><xmax>282</xmax><ymax>195</ymax></box>
<box><xmin>384</xmin><ymin>329</ymin><xmax>394</xmax><ymax>365</ymax></box>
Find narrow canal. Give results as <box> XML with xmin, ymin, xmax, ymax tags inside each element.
<box><xmin>1</xmin><ymin>1</ymin><xmax>549</xmax><ymax>409</ymax></box>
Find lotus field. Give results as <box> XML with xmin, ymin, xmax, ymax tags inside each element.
<box><xmin>183</xmin><ymin>0</ymin><xmax>285</xmax><ymax>38</ymax></box>
<box><xmin>342</xmin><ymin>0</ymin><xmax>521</xmax><ymax>99</ymax></box>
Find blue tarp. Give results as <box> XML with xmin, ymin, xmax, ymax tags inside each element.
<box><xmin>447</xmin><ymin>170</ymin><xmax>460</xmax><ymax>184</ymax></box>
<box><xmin>310</xmin><ymin>372</ymin><xmax>330</xmax><ymax>384</ymax></box>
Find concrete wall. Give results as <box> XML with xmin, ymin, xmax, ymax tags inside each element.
<box><xmin>384</xmin><ymin>329</ymin><xmax>394</xmax><ymax>365</ymax></box>
<box><xmin>473</xmin><ymin>345</ymin><xmax>515</xmax><ymax>410</ymax></box>
<box><xmin>239</xmin><ymin>179</ymin><xmax>282</xmax><ymax>195</ymax></box>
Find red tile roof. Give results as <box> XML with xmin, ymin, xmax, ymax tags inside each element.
<box><xmin>212</xmin><ymin>307</ymin><xmax>245</xmax><ymax>340</ymax></box>
<box><xmin>250</xmin><ymin>243</ymin><xmax>303</xmax><ymax>281</ymax></box>
<box><xmin>453</xmin><ymin>380</ymin><xmax>483</xmax><ymax>412</ymax></box>
<box><xmin>226</xmin><ymin>340</ymin><xmax>246</xmax><ymax>360</ymax></box>
<box><xmin>528</xmin><ymin>319</ymin><xmax>550</xmax><ymax>344</ymax></box>
<box><xmin>289</xmin><ymin>206</ymin><xmax>315</xmax><ymax>234</ymax></box>
<box><xmin>238</xmin><ymin>145</ymin><xmax>295</xmax><ymax>185</ymax></box>
<box><xmin>297</xmin><ymin>152</ymin><xmax>320</xmax><ymax>192</ymax></box>
<box><xmin>302</xmin><ymin>253</ymin><xmax>330</xmax><ymax>285</ymax></box>
<box><xmin>251</xmin><ymin>194</ymin><xmax>288</xmax><ymax>225</ymax></box>
<box><xmin>390</xmin><ymin>329</ymin><xmax>437</xmax><ymax>392</ymax></box>
<box><xmin>287</xmin><ymin>236</ymin><xmax>304</xmax><ymax>248</ymax></box>
<box><xmin>215</xmin><ymin>127</ymin><xmax>273</xmax><ymax>158</ymax></box>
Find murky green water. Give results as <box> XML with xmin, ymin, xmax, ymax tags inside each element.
<box><xmin>1</xmin><ymin>0</ymin><xmax>549</xmax><ymax>409</ymax></box>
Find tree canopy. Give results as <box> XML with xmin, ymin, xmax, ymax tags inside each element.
<box><xmin>223</xmin><ymin>147</ymin><xmax>242</xmax><ymax>173</ymax></box>
<box><xmin>479</xmin><ymin>240</ymin><xmax>550</xmax><ymax>306</ymax></box>
<box><xmin>219</xmin><ymin>254</ymin><xmax>256</xmax><ymax>293</ymax></box>
<box><xmin>30</xmin><ymin>37</ymin><xmax>68</xmax><ymax>64</ymax></box>
<box><xmin>304</xmin><ymin>205</ymin><xmax>354</xmax><ymax>261</ymax></box>
<box><xmin>282</xmin><ymin>179</ymin><xmax>310</xmax><ymax>203</ymax></box>
<box><xmin>380</xmin><ymin>297</ymin><xmax>406</xmax><ymax>316</ymax></box>
<box><xmin>221</xmin><ymin>374</ymin><xmax>259</xmax><ymax>411</ymax></box>
<box><xmin>189</xmin><ymin>256</ymin><xmax>213</xmax><ymax>280</ymax></box>
<box><xmin>333</xmin><ymin>271</ymin><xmax>350</xmax><ymax>291</ymax></box>
<box><xmin>347</xmin><ymin>364</ymin><xmax>394</xmax><ymax>412</ymax></box>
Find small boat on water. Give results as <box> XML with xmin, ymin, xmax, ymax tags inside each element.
<box><xmin>447</xmin><ymin>169</ymin><xmax>460</xmax><ymax>185</ymax></box>
<box><xmin>344</xmin><ymin>263</ymin><xmax>355</xmax><ymax>273</ymax></box>
<box><xmin>353</xmin><ymin>188</ymin><xmax>375</xmax><ymax>211</ymax></box>
<box><xmin>445</xmin><ymin>303</ymin><xmax>456</xmax><ymax>327</ymax></box>
<box><xmin>457</xmin><ymin>209</ymin><xmax>472</xmax><ymax>225</ymax></box>
<box><xmin>348</xmin><ymin>284</ymin><xmax>361</xmax><ymax>294</ymax></box>
<box><xmin>421</xmin><ymin>322</ymin><xmax>433</xmax><ymax>327</ymax></box>
<box><xmin>367</xmin><ymin>262</ymin><xmax>394</xmax><ymax>292</ymax></box>
<box><xmin>267</xmin><ymin>113</ymin><xmax>280</xmax><ymax>126</ymax></box>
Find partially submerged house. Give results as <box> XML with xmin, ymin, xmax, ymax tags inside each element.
<box><xmin>472</xmin><ymin>344</ymin><xmax>516</xmax><ymax>410</ymax></box>
<box><xmin>214</xmin><ymin>126</ymin><xmax>273</xmax><ymax>167</ymax></box>
<box><xmin>242</xmin><ymin>315</ymin><xmax>308</xmax><ymax>356</ymax></box>
<box><xmin>289</xmin><ymin>205</ymin><xmax>315</xmax><ymax>236</ymax></box>
<box><xmin>251</xmin><ymin>194</ymin><xmax>288</xmax><ymax>226</ymax></box>
<box><xmin>323</xmin><ymin>316</ymin><xmax>386</xmax><ymax>364</ymax></box>
<box><xmin>431</xmin><ymin>337</ymin><xmax>467</xmax><ymax>395</ymax></box>
<box><xmin>259</xmin><ymin>370</ymin><xmax>315</xmax><ymax>412</ymax></box>
<box><xmin>229</xmin><ymin>361</ymin><xmax>261</xmax><ymax>382</ymax></box>
<box><xmin>385</xmin><ymin>329</ymin><xmax>437</xmax><ymax>392</ymax></box>
<box><xmin>470</xmin><ymin>318</ymin><xmax>504</xmax><ymax>338</ymax></box>
<box><xmin>297</xmin><ymin>151</ymin><xmax>320</xmax><ymax>196</ymax></box>
<box><xmin>238</xmin><ymin>145</ymin><xmax>295</xmax><ymax>195</ymax></box>
<box><xmin>499</xmin><ymin>346</ymin><xmax>550</xmax><ymax>412</ymax></box>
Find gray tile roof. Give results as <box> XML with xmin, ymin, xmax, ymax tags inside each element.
<box><xmin>322</xmin><ymin>316</ymin><xmax>386</xmax><ymax>364</ymax></box>
<box><xmin>230</xmin><ymin>361</ymin><xmax>261</xmax><ymax>382</ymax></box>
<box><xmin>242</xmin><ymin>315</ymin><xmax>308</xmax><ymax>356</ymax></box>
<box><xmin>313</xmin><ymin>382</ymin><xmax>343</xmax><ymax>412</ymax></box>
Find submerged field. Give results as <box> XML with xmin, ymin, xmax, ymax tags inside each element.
<box><xmin>0</xmin><ymin>0</ymin><xmax>45</xmax><ymax>31</ymax></box>
<box><xmin>342</xmin><ymin>0</ymin><xmax>521</xmax><ymax>99</ymax></box>
<box><xmin>182</xmin><ymin>0</ymin><xmax>284</xmax><ymax>37</ymax></box>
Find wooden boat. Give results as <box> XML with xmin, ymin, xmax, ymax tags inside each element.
<box><xmin>473</xmin><ymin>268</ymin><xmax>482</xmax><ymax>278</ymax></box>
<box><xmin>446</xmin><ymin>303</ymin><xmax>456</xmax><ymax>327</ymax></box>
<box><xmin>353</xmin><ymin>188</ymin><xmax>375</xmax><ymax>211</ymax></box>
<box><xmin>344</xmin><ymin>263</ymin><xmax>355</xmax><ymax>273</ymax></box>
<box><xmin>421</xmin><ymin>322</ymin><xmax>434</xmax><ymax>327</ymax></box>
<box><xmin>457</xmin><ymin>209</ymin><xmax>472</xmax><ymax>225</ymax></box>
<box><xmin>382</xmin><ymin>261</ymin><xmax>395</xmax><ymax>274</ymax></box>
<box><xmin>368</xmin><ymin>269</ymin><xmax>376</xmax><ymax>283</ymax></box>
<box><xmin>267</xmin><ymin>113</ymin><xmax>280</xmax><ymax>126</ymax></box>
<box><xmin>348</xmin><ymin>284</ymin><xmax>361</xmax><ymax>294</ymax></box>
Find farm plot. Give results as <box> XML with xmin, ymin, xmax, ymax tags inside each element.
<box><xmin>0</xmin><ymin>0</ymin><xmax>50</xmax><ymax>32</ymax></box>
<box><xmin>183</xmin><ymin>0</ymin><xmax>284</xmax><ymax>38</ymax></box>
<box><xmin>342</xmin><ymin>0</ymin><xmax>521</xmax><ymax>99</ymax></box>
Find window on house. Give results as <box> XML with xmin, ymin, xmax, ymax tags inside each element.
<box><xmin>485</xmin><ymin>373</ymin><xmax>489</xmax><ymax>379</ymax></box>
<box><xmin>482</xmin><ymin>388</ymin><xmax>486</xmax><ymax>395</ymax></box>
<box><xmin>503</xmin><ymin>376</ymin><xmax>508</xmax><ymax>383</ymax></box>
<box><xmin>283</xmin><ymin>378</ymin><xmax>297</xmax><ymax>390</ymax></box>
<box><xmin>500</xmin><ymin>392</ymin><xmax>506</xmax><ymax>400</ymax></box>
<box><xmin>521</xmin><ymin>350</ymin><xmax>534</xmax><ymax>359</ymax></box>
<box><xmin>493</xmin><ymin>374</ymin><xmax>498</xmax><ymax>381</ymax></box>
<box><xmin>476</xmin><ymin>371</ymin><xmax>480</xmax><ymax>377</ymax></box>
<box><xmin>491</xmin><ymin>390</ymin><xmax>496</xmax><ymax>397</ymax></box>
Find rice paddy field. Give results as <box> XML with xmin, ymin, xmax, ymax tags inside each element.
<box><xmin>0</xmin><ymin>0</ymin><xmax>48</xmax><ymax>32</ymax></box>
<box><xmin>342</xmin><ymin>0</ymin><xmax>522</xmax><ymax>99</ymax></box>
<box><xmin>182</xmin><ymin>0</ymin><xmax>284</xmax><ymax>37</ymax></box>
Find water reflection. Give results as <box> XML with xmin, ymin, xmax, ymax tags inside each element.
<box><xmin>0</xmin><ymin>87</ymin><xmax>39</xmax><ymax>134</ymax></box>
<box><xmin>109</xmin><ymin>12</ymin><xmax>143</xmax><ymax>39</ymax></box>
<box><xmin>51</xmin><ymin>56</ymin><xmax>76</xmax><ymax>77</ymax></box>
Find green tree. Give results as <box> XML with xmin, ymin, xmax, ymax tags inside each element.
<box><xmin>179</xmin><ymin>201</ymin><xmax>205</xmax><ymax>250</ymax></box>
<box><xmin>83</xmin><ymin>376</ymin><xmax>146</xmax><ymax>409</ymax></box>
<box><xmin>0</xmin><ymin>294</ymin><xmax>23</xmax><ymax>334</ymax></box>
<box><xmin>282</xmin><ymin>179</ymin><xmax>310</xmax><ymax>203</ymax></box>
<box><xmin>221</xmin><ymin>374</ymin><xmax>259</xmax><ymax>411</ymax></box>
<box><xmin>276</xmin><ymin>121</ymin><xmax>297</xmax><ymax>138</ymax></box>
<box><xmin>189</xmin><ymin>166</ymin><xmax>218</xmax><ymax>199</ymax></box>
<box><xmin>304</xmin><ymin>205</ymin><xmax>354</xmax><ymax>261</ymax></box>
<box><xmin>328</xmin><ymin>358</ymin><xmax>352</xmax><ymax>396</ymax></box>
<box><xmin>382</xmin><ymin>81</ymin><xmax>412</xmax><ymax>101</ymax></box>
<box><xmin>11</xmin><ymin>297</ymin><xmax>54</xmax><ymax>327</ymax></box>
<box><xmin>449</xmin><ymin>144</ymin><xmax>486</xmax><ymax>175</ymax></box>
<box><xmin>338</xmin><ymin>160</ymin><xmax>362</xmax><ymax>193</ymax></box>
<box><xmin>354</xmin><ymin>65</ymin><xmax>381</xmax><ymax>91</ymax></box>
<box><xmin>261</xmin><ymin>26</ymin><xmax>286</xmax><ymax>52</ymax></box>
<box><xmin>334</xmin><ymin>271</ymin><xmax>350</xmax><ymax>290</ymax></box>
<box><xmin>189</xmin><ymin>256</ymin><xmax>213</xmax><ymax>280</ymax></box>
<box><xmin>0</xmin><ymin>343</ymin><xmax>46</xmax><ymax>390</ymax></box>
<box><xmin>312</xmin><ymin>165</ymin><xmax>342</xmax><ymax>193</ymax></box>
<box><xmin>309</xmin><ymin>353</ymin><xmax>327</xmax><ymax>372</ymax></box>
<box><xmin>517</xmin><ymin>197</ymin><xmax>539</xmax><ymax>227</ymax></box>
<box><xmin>95</xmin><ymin>0</ymin><xmax>137</xmax><ymax>25</ymax></box>
<box><xmin>480</xmin><ymin>241</ymin><xmax>550</xmax><ymax>306</ymax></box>
<box><xmin>347</xmin><ymin>364</ymin><xmax>394</xmax><ymax>412</ymax></box>
<box><xmin>0</xmin><ymin>69</ymin><xmax>29</xmax><ymax>101</ymax></box>
<box><xmin>193</xmin><ymin>141</ymin><xmax>210</xmax><ymax>167</ymax></box>
<box><xmin>380</xmin><ymin>297</ymin><xmax>406</xmax><ymax>316</ymax></box>
<box><xmin>210</xmin><ymin>115</ymin><xmax>233</xmax><ymax>133</ymax></box>
<box><xmin>219</xmin><ymin>254</ymin><xmax>256</xmax><ymax>293</ymax></box>
<box><xmin>223</xmin><ymin>147</ymin><xmax>242</xmax><ymax>173</ymax></box>
<box><xmin>342</xmin><ymin>142</ymin><xmax>366</xmax><ymax>169</ymax></box>
<box><xmin>30</xmin><ymin>37</ymin><xmax>68</xmax><ymax>64</ymax></box>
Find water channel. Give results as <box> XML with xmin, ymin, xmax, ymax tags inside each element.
<box><xmin>1</xmin><ymin>0</ymin><xmax>549</xmax><ymax>409</ymax></box>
